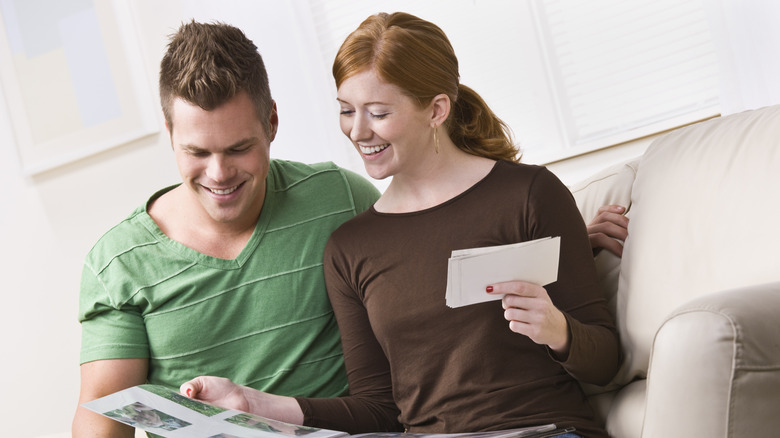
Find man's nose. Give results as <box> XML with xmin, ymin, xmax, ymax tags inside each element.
<box><xmin>206</xmin><ymin>154</ymin><xmax>232</xmax><ymax>181</ymax></box>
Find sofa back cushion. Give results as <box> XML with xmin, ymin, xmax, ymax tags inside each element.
<box><xmin>614</xmin><ymin>104</ymin><xmax>780</xmax><ymax>384</ymax></box>
<box><xmin>569</xmin><ymin>158</ymin><xmax>639</xmax><ymax>319</ymax></box>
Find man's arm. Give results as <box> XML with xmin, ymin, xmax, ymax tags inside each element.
<box><xmin>587</xmin><ymin>204</ymin><xmax>629</xmax><ymax>256</ymax></box>
<box><xmin>73</xmin><ymin>358</ymin><xmax>148</xmax><ymax>438</ymax></box>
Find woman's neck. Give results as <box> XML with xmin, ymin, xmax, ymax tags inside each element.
<box><xmin>375</xmin><ymin>150</ymin><xmax>497</xmax><ymax>214</ymax></box>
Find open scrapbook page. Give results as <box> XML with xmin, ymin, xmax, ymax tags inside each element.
<box><xmin>83</xmin><ymin>385</ymin><xmax>571</xmax><ymax>438</ymax></box>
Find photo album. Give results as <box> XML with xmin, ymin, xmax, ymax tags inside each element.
<box><xmin>83</xmin><ymin>384</ymin><xmax>572</xmax><ymax>438</ymax></box>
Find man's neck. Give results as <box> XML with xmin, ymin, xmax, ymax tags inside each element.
<box><xmin>148</xmin><ymin>185</ymin><xmax>261</xmax><ymax>260</ymax></box>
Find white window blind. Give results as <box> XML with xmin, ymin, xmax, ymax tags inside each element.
<box><xmin>532</xmin><ymin>0</ymin><xmax>720</xmax><ymax>151</ymax></box>
<box><xmin>307</xmin><ymin>0</ymin><xmax>720</xmax><ymax>164</ymax></box>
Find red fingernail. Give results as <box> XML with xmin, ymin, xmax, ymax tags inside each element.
<box><xmin>486</xmin><ymin>286</ymin><xmax>493</xmax><ymax>293</ymax></box>
<box><xmin>186</xmin><ymin>388</ymin><xmax>192</xmax><ymax>397</ymax></box>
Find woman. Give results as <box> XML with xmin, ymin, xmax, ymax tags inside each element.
<box><xmin>183</xmin><ymin>12</ymin><xmax>621</xmax><ymax>438</ymax></box>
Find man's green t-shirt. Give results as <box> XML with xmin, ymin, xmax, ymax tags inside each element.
<box><xmin>79</xmin><ymin>160</ymin><xmax>380</xmax><ymax>397</ymax></box>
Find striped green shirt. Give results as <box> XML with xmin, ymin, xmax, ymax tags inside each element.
<box><xmin>79</xmin><ymin>160</ymin><xmax>380</xmax><ymax>397</ymax></box>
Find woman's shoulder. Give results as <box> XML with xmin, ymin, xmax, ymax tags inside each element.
<box><xmin>482</xmin><ymin>161</ymin><xmax>571</xmax><ymax>209</ymax></box>
<box><xmin>322</xmin><ymin>208</ymin><xmax>379</xmax><ymax>264</ymax></box>
<box><xmin>495</xmin><ymin>159</ymin><xmax>546</xmax><ymax>174</ymax></box>
<box><xmin>488</xmin><ymin>160</ymin><xmax>557</xmax><ymax>186</ymax></box>
<box><xmin>331</xmin><ymin>206</ymin><xmax>378</xmax><ymax>238</ymax></box>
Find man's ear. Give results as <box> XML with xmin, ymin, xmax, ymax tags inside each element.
<box><xmin>267</xmin><ymin>101</ymin><xmax>279</xmax><ymax>142</ymax></box>
<box><xmin>430</xmin><ymin>94</ymin><xmax>451</xmax><ymax>127</ymax></box>
<box><xmin>164</xmin><ymin>116</ymin><xmax>174</xmax><ymax>147</ymax></box>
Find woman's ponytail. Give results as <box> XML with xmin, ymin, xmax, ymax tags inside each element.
<box><xmin>448</xmin><ymin>84</ymin><xmax>521</xmax><ymax>163</ymax></box>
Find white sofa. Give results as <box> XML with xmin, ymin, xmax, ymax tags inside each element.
<box><xmin>569</xmin><ymin>104</ymin><xmax>780</xmax><ymax>437</ymax></box>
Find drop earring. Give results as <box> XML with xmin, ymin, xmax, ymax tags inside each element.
<box><xmin>433</xmin><ymin>126</ymin><xmax>440</xmax><ymax>154</ymax></box>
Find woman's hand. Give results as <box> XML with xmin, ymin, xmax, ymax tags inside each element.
<box><xmin>587</xmin><ymin>204</ymin><xmax>629</xmax><ymax>257</ymax></box>
<box><xmin>486</xmin><ymin>281</ymin><xmax>570</xmax><ymax>357</ymax></box>
<box><xmin>181</xmin><ymin>376</ymin><xmax>250</xmax><ymax>412</ymax></box>
<box><xmin>180</xmin><ymin>376</ymin><xmax>304</xmax><ymax>424</ymax></box>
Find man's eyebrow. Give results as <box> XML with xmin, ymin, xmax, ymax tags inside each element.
<box><xmin>226</xmin><ymin>137</ymin><xmax>258</xmax><ymax>149</ymax></box>
<box><xmin>180</xmin><ymin>137</ymin><xmax>258</xmax><ymax>152</ymax></box>
<box><xmin>180</xmin><ymin>143</ymin><xmax>205</xmax><ymax>153</ymax></box>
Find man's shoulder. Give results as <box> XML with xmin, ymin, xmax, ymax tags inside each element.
<box><xmin>84</xmin><ymin>204</ymin><xmax>159</xmax><ymax>270</ymax></box>
<box><xmin>267</xmin><ymin>160</ymin><xmax>379</xmax><ymax>224</ymax></box>
<box><xmin>270</xmin><ymin>159</ymin><xmax>347</xmax><ymax>186</ymax></box>
<box><xmin>269</xmin><ymin>159</ymin><xmax>379</xmax><ymax>197</ymax></box>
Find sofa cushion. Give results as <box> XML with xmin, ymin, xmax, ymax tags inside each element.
<box><xmin>569</xmin><ymin>158</ymin><xmax>639</xmax><ymax>319</ymax></box>
<box><xmin>614</xmin><ymin>104</ymin><xmax>780</xmax><ymax>385</ymax></box>
<box><xmin>569</xmin><ymin>158</ymin><xmax>639</xmax><ymax>226</ymax></box>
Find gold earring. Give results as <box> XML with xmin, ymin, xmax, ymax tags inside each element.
<box><xmin>433</xmin><ymin>126</ymin><xmax>440</xmax><ymax>154</ymax></box>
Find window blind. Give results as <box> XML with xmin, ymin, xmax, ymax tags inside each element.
<box><xmin>307</xmin><ymin>0</ymin><xmax>720</xmax><ymax>162</ymax></box>
<box><xmin>532</xmin><ymin>0</ymin><xmax>720</xmax><ymax>149</ymax></box>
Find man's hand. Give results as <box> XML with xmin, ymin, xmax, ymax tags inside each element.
<box><xmin>73</xmin><ymin>358</ymin><xmax>148</xmax><ymax>438</ymax></box>
<box><xmin>587</xmin><ymin>204</ymin><xmax>629</xmax><ymax>257</ymax></box>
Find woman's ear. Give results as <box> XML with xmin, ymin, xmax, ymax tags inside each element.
<box><xmin>430</xmin><ymin>93</ymin><xmax>451</xmax><ymax>127</ymax></box>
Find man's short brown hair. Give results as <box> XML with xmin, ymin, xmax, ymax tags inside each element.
<box><xmin>159</xmin><ymin>21</ymin><xmax>273</xmax><ymax>134</ymax></box>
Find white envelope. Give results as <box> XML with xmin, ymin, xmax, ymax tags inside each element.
<box><xmin>446</xmin><ymin>236</ymin><xmax>560</xmax><ymax>308</ymax></box>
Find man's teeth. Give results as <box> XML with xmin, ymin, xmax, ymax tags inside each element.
<box><xmin>209</xmin><ymin>186</ymin><xmax>238</xmax><ymax>195</ymax></box>
<box><xmin>360</xmin><ymin>144</ymin><xmax>389</xmax><ymax>154</ymax></box>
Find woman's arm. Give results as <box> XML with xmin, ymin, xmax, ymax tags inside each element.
<box><xmin>182</xmin><ymin>238</ymin><xmax>401</xmax><ymax>434</ymax></box>
<box><xmin>521</xmin><ymin>168</ymin><xmax>621</xmax><ymax>385</ymax></box>
<box><xmin>181</xmin><ymin>376</ymin><xmax>304</xmax><ymax>425</ymax></box>
<box><xmin>295</xmin><ymin>237</ymin><xmax>402</xmax><ymax>433</ymax></box>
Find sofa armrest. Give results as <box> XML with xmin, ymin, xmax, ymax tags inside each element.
<box><xmin>642</xmin><ymin>281</ymin><xmax>780</xmax><ymax>437</ymax></box>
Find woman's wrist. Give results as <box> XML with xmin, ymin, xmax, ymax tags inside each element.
<box><xmin>548</xmin><ymin>311</ymin><xmax>572</xmax><ymax>358</ymax></box>
<box><xmin>244</xmin><ymin>387</ymin><xmax>305</xmax><ymax>425</ymax></box>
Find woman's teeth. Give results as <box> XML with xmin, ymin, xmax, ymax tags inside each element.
<box><xmin>360</xmin><ymin>144</ymin><xmax>389</xmax><ymax>154</ymax></box>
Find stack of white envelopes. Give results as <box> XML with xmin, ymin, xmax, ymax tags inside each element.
<box><xmin>445</xmin><ymin>236</ymin><xmax>560</xmax><ymax>308</ymax></box>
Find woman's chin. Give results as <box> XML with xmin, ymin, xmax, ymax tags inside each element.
<box><xmin>365</xmin><ymin>166</ymin><xmax>392</xmax><ymax>181</ymax></box>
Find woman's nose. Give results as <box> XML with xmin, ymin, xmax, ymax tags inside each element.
<box><xmin>350</xmin><ymin>112</ymin><xmax>370</xmax><ymax>143</ymax></box>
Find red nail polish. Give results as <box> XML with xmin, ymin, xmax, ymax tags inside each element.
<box><xmin>186</xmin><ymin>388</ymin><xmax>192</xmax><ymax>397</ymax></box>
<box><xmin>486</xmin><ymin>286</ymin><xmax>493</xmax><ymax>293</ymax></box>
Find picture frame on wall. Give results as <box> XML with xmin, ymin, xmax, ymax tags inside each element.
<box><xmin>0</xmin><ymin>0</ymin><xmax>157</xmax><ymax>175</ymax></box>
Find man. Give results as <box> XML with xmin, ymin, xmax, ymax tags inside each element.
<box><xmin>73</xmin><ymin>21</ymin><xmax>380</xmax><ymax>437</ymax></box>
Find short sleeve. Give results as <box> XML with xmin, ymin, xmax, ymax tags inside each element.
<box><xmin>78</xmin><ymin>261</ymin><xmax>149</xmax><ymax>364</ymax></box>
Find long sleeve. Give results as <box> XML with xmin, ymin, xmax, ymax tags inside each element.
<box><xmin>526</xmin><ymin>168</ymin><xmax>621</xmax><ymax>385</ymax></box>
<box><xmin>295</xmin><ymin>235</ymin><xmax>402</xmax><ymax>434</ymax></box>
